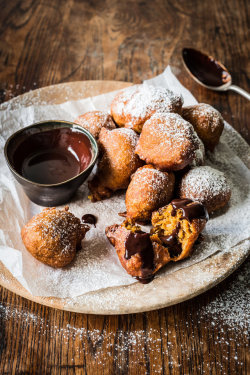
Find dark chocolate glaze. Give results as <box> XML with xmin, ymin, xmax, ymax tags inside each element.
<box><xmin>160</xmin><ymin>222</ymin><xmax>180</xmax><ymax>247</ymax></box>
<box><xmin>135</xmin><ymin>275</ymin><xmax>154</xmax><ymax>284</ymax></box>
<box><xmin>183</xmin><ymin>48</ymin><xmax>231</xmax><ymax>87</ymax></box>
<box><xmin>82</xmin><ymin>214</ymin><xmax>97</xmax><ymax>226</ymax></box>
<box><xmin>125</xmin><ymin>231</ymin><xmax>155</xmax><ymax>282</ymax></box>
<box><xmin>171</xmin><ymin>199</ymin><xmax>209</xmax><ymax>222</ymax></box>
<box><xmin>160</xmin><ymin>222</ymin><xmax>182</xmax><ymax>258</ymax></box>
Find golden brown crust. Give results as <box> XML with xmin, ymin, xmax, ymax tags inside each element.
<box><xmin>88</xmin><ymin>128</ymin><xmax>143</xmax><ymax>201</ymax></box>
<box><xmin>125</xmin><ymin>165</ymin><xmax>175</xmax><ymax>222</ymax></box>
<box><xmin>179</xmin><ymin>166</ymin><xmax>231</xmax><ymax>213</ymax></box>
<box><xmin>135</xmin><ymin>112</ymin><xmax>200</xmax><ymax>171</ymax></box>
<box><xmin>105</xmin><ymin>222</ymin><xmax>171</xmax><ymax>278</ymax></box>
<box><xmin>111</xmin><ymin>85</ymin><xmax>183</xmax><ymax>133</ymax></box>
<box><xmin>21</xmin><ymin>207</ymin><xmax>89</xmax><ymax>268</ymax></box>
<box><xmin>74</xmin><ymin>111</ymin><xmax>116</xmax><ymax>139</ymax></box>
<box><xmin>182</xmin><ymin>103</ymin><xmax>224</xmax><ymax>152</ymax></box>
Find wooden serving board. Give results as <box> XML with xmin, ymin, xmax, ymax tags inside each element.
<box><xmin>0</xmin><ymin>80</ymin><xmax>249</xmax><ymax>315</ymax></box>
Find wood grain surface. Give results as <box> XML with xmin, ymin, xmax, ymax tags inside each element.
<box><xmin>0</xmin><ymin>0</ymin><xmax>249</xmax><ymax>374</ymax></box>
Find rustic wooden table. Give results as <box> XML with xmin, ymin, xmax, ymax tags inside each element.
<box><xmin>0</xmin><ymin>1</ymin><xmax>249</xmax><ymax>374</ymax></box>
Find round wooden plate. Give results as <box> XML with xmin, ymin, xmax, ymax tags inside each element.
<box><xmin>0</xmin><ymin>80</ymin><xmax>249</xmax><ymax>315</ymax></box>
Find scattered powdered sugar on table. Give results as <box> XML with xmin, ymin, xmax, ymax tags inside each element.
<box><xmin>0</xmin><ymin>260</ymin><xmax>248</xmax><ymax>373</ymax></box>
<box><xmin>0</xmin><ymin>66</ymin><xmax>249</xmax><ymax>302</ymax></box>
<box><xmin>199</xmin><ymin>261</ymin><xmax>249</xmax><ymax>330</ymax></box>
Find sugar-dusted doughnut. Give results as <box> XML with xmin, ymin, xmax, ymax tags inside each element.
<box><xmin>179</xmin><ymin>166</ymin><xmax>231</xmax><ymax>213</ymax></box>
<box><xmin>111</xmin><ymin>84</ymin><xmax>183</xmax><ymax>133</ymax></box>
<box><xmin>74</xmin><ymin>111</ymin><xmax>116</xmax><ymax>140</ymax></box>
<box><xmin>135</xmin><ymin>112</ymin><xmax>202</xmax><ymax>171</ymax></box>
<box><xmin>21</xmin><ymin>207</ymin><xmax>89</xmax><ymax>268</ymax></box>
<box><xmin>88</xmin><ymin>128</ymin><xmax>143</xmax><ymax>201</ymax></box>
<box><xmin>125</xmin><ymin>165</ymin><xmax>175</xmax><ymax>222</ymax></box>
<box><xmin>182</xmin><ymin>103</ymin><xmax>224</xmax><ymax>151</ymax></box>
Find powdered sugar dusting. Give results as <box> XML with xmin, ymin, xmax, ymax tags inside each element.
<box><xmin>25</xmin><ymin>207</ymin><xmax>83</xmax><ymax>255</ymax></box>
<box><xmin>183</xmin><ymin>103</ymin><xmax>224</xmax><ymax>132</ymax></box>
<box><xmin>180</xmin><ymin>166</ymin><xmax>231</xmax><ymax>201</ymax></box>
<box><xmin>74</xmin><ymin>111</ymin><xmax>115</xmax><ymax>138</ymax></box>
<box><xmin>129</xmin><ymin>167</ymin><xmax>173</xmax><ymax>204</ymax></box>
<box><xmin>114</xmin><ymin>84</ymin><xmax>183</xmax><ymax>124</ymax></box>
<box><xmin>114</xmin><ymin>127</ymin><xmax>139</xmax><ymax>148</ymax></box>
<box><xmin>137</xmin><ymin>113</ymin><xmax>200</xmax><ymax>165</ymax></box>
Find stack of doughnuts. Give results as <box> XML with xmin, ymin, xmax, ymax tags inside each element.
<box><xmin>21</xmin><ymin>84</ymin><xmax>231</xmax><ymax>282</ymax></box>
<box><xmin>74</xmin><ymin>85</ymin><xmax>230</xmax><ymax>216</ymax></box>
<box><xmin>72</xmin><ymin>84</ymin><xmax>231</xmax><ymax>282</ymax></box>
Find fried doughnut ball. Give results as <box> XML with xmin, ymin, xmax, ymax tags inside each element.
<box><xmin>105</xmin><ymin>220</ymin><xmax>171</xmax><ymax>283</ymax></box>
<box><xmin>125</xmin><ymin>165</ymin><xmax>175</xmax><ymax>222</ymax></box>
<box><xmin>179</xmin><ymin>166</ymin><xmax>231</xmax><ymax>213</ymax></box>
<box><xmin>151</xmin><ymin>199</ymin><xmax>208</xmax><ymax>261</ymax></box>
<box><xmin>135</xmin><ymin>112</ymin><xmax>202</xmax><ymax>171</ymax></box>
<box><xmin>111</xmin><ymin>84</ymin><xmax>183</xmax><ymax>133</ymax></box>
<box><xmin>74</xmin><ymin>111</ymin><xmax>116</xmax><ymax>140</ymax></box>
<box><xmin>21</xmin><ymin>206</ymin><xmax>89</xmax><ymax>268</ymax></box>
<box><xmin>88</xmin><ymin>128</ymin><xmax>143</xmax><ymax>201</ymax></box>
<box><xmin>182</xmin><ymin>103</ymin><xmax>224</xmax><ymax>151</ymax></box>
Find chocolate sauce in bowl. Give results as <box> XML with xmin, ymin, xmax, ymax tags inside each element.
<box><xmin>182</xmin><ymin>48</ymin><xmax>231</xmax><ymax>87</ymax></box>
<box><xmin>13</xmin><ymin>128</ymin><xmax>92</xmax><ymax>185</ymax></box>
<box><xmin>125</xmin><ymin>231</ymin><xmax>155</xmax><ymax>283</ymax></box>
<box><xmin>22</xmin><ymin>148</ymin><xmax>81</xmax><ymax>184</ymax></box>
<box><xmin>171</xmin><ymin>199</ymin><xmax>209</xmax><ymax>222</ymax></box>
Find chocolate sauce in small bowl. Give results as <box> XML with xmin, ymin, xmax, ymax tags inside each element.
<box><xmin>182</xmin><ymin>48</ymin><xmax>231</xmax><ymax>88</ymax></box>
<box><xmin>125</xmin><ymin>231</ymin><xmax>155</xmax><ymax>284</ymax></box>
<box><xmin>18</xmin><ymin>128</ymin><xmax>92</xmax><ymax>184</ymax></box>
<box><xmin>4</xmin><ymin>121</ymin><xmax>99</xmax><ymax>206</ymax></box>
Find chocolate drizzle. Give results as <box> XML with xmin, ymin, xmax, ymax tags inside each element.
<box><xmin>81</xmin><ymin>214</ymin><xmax>97</xmax><ymax>226</ymax></box>
<box><xmin>171</xmin><ymin>199</ymin><xmax>209</xmax><ymax>222</ymax></box>
<box><xmin>125</xmin><ymin>231</ymin><xmax>155</xmax><ymax>283</ymax></box>
<box><xmin>135</xmin><ymin>275</ymin><xmax>154</xmax><ymax>284</ymax></box>
<box><xmin>182</xmin><ymin>48</ymin><xmax>231</xmax><ymax>87</ymax></box>
<box><xmin>160</xmin><ymin>222</ymin><xmax>182</xmax><ymax>257</ymax></box>
<box><xmin>160</xmin><ymin>222</ymin><xmax>180</xmax><ymax>247</ymax></box>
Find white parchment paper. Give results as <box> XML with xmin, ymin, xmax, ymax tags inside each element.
<box><xmin>0</xmin><ymin>66</ymin><xmax>249</xmax><ymax>298</ymax></box>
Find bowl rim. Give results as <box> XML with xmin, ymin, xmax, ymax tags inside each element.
<box><xmin>4</xmin><ymin>120</ymin><xmax>99</xmax><ymax>187</ymax></box>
